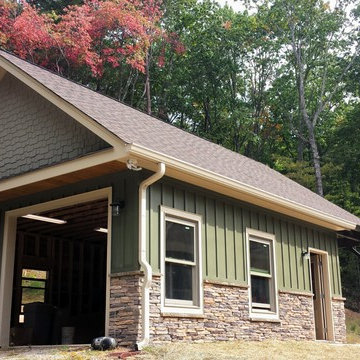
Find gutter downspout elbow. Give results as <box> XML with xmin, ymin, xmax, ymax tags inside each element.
<box><xmin>136</xmin><ymin>163</ymin><xmax>165</xmax><ymax>350</ymax></box>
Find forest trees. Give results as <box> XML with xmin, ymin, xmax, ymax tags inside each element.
<box><xmin>0</xmin><ymin>0</ymin><xmax>359</xmax><ymax>202</ymax></box>
<box><xmin>268</xmin><ymin>0</ymin><xmax>360</xmax><ymax>196</ymax></box>
<box><xmin>0</xmin><ymin>0</ymin><xmax>165</xmax><ymax>113</ymax></box>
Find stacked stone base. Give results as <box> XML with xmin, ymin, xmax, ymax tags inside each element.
<box><xmin>109</xmin><ymin>274</ymin><xmax>346</xmax><ymax>346</ymax></box>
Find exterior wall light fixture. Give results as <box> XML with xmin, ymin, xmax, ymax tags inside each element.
<box><xmin>302</xmin><ymin>250</ymin><xmax>311</xmax><ymax>260</ymax></box>
<box><xmin>110</xmin><ymin>201</ymin><xmax>125</xmax><ymax>216</ymax></box>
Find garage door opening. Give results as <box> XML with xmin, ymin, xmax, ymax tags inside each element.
<box><xmin>9</xmin><ymin>198</ymin><xmax>109</xmax><ymax>346</ymax></box>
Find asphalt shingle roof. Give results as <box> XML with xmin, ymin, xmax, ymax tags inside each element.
<box><xmin>1</xmin><ymin>50</ymin><xmax>359</xmax><ymax>226</ymax></box>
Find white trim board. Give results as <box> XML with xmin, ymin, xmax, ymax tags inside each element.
<box><xmin>308</xmin><ymin>247</ymin><xmax>335</xmax><ymax>342</ymax></box>
<box><xmin>160</xmin><ymin>206</ymin><xmax>203</xmax><ymax>316</ymax></box>
<box><xmin>246</xmin><ymin>228</ymin><xmax>279</xmax><ymax>322</ymax></box>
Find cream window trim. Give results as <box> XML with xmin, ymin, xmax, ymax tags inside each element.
<box><xmin>246</xmin><ymin>228</ymin><xmax>279</xmax><ymax>321</ymax></box>
<box><xmin>160</xmin><ymin>206</ymin><xmax>203</xmax><ymax>315</ymax></box>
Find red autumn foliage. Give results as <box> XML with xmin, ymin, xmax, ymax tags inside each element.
<box><xmin>0</xmin><ymin>0</ymin><xmax>15</xmax><ymax>47</ymax></box>
<box><xmin>11</xmin><ymin>2</ymin><xmax>54</xmax><ymax>64</ymax></box>
<box><xmin>0</xmin><ymin>0</ymin><xmax>168</xmax><ymax>75</ymax></box>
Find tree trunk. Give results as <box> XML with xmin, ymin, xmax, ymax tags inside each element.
<box><xmin>145</xmin><ymin>50</ymin><xmax>151</xmax><ymax>115</ymax></box>
<box><xmin>308</xmin><ymin>126</ymin><xmax>323</xmax><ymax>196</ymax></box>
<box><xmin>290</xmin><ymin>23</ymin><xmax>324</xmax><ymax>197</ymax></box>
<box><xmin>297</xmin><ymin>117</ymin><xmax>305</xmax><ymax>161</ymax></box>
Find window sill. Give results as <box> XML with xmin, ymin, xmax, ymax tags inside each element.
<box><xmin>161</xmin><ymin>312</ymin><xmax>205</xmax><ymax>319</ymax></box>
<box><xmin>250</xmin><ymin>316</ymin><xmax>281</xmax><ymax>323</ymax></box>
<box><xmin>161</xmin><ymin>305</ymin><xmax>203</xmax><ymax>317</ymax></box>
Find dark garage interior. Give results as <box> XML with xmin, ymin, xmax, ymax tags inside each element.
<box><xmin>10</xmin><ymin>199</ymin><xmax>108</xmax><ymax>346</ymax></box>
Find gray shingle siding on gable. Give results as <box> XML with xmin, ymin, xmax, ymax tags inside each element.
<box><xmin>0</xmin><ymin>73</ymin><xmax>110</xmax><ymax>180</ymax></box>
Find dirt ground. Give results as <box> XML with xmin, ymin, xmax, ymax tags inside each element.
<box><xmin>1</xmin><ymin>340</ymin><xmax>360</xmax><ymax>360</ymax></box>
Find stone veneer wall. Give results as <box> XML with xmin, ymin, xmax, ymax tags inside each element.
<box><xmin>150</xmin><ymin>277</ymin><xmax>315</xmax><ymax>343</ymax></box>
<box><xmin>109</xmin><ymin>274</ymin><xmax>346</xmax><ymax>346</ymax></box>
<box><xmin>109</xmin><ymin>274</ymin><xmax>142</xmax><ymax>346</ymax></box>
<box><xmin>332</xmin><ymin>298</ymin><xmax>346</xmax><ymax>343</ymax></box>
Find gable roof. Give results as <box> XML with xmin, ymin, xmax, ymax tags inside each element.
<box><xmin>0</xmin><ymin>50</ymin><xmax>359</xmax><ymax>230</ymax></box>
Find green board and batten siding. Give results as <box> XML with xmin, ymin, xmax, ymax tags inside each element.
<box><xmin>146</xmin><ymin>178</ymin><xmax>342</xmax><ymax>297</ymax></box>
<box><xmin>0</xmin><ymin>170</ymin><xmax>342</xmax><ymax>296</ymax></box>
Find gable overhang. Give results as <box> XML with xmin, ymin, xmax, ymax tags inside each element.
<box><xmin>128</xmin><ymin>144</ymin><xmax>358</xmax><ymax>232</ymax></box>
<box><xmin>0</xmin><ymin>54</ymin><xmax>130</xmax><ymax>199</ymax></box>
<box><xmin>0</xmin><ymin>55</ymin><xmax>123</xmax><ymax>149</ymax></box>
<box><xmin>0</xmin><ymin>147</ymin><xmax>129</xmax><ymax>200</ymax></box>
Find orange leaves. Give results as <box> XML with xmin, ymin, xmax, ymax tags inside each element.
<box><xmin>1</xmin><ymin>1</ymin><xmax>49</xmax><ymax>58</ymax></box>
<box><xmin>223</xmin><ymin>20</ymin><xmax>232</xmax><ymax>30</ymax></box>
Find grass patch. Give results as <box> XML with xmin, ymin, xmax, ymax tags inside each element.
<box><xmin>1</xmin><ymin>341</ymin><xmax>360</xmax><ymax>360</ymax></box>
<box><xmin>0</xmin><ymin>347</ymin><xmax>116</xmax><ymax>360</ymax></box>
<box><xmin>139</xmin><ymin>340</ymin><xmax>360</xmax><ymax>360</ymax></box>
<box><xmin>346</xmin><ymin>308</ymin><xmax>360</xmax><ymax>343</ymax></box>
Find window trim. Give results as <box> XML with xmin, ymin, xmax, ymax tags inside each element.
<box><xmin>246</xmin><ymin>228</ymin><xmax>279</xmax><ymax>321</ymax></box>
<box><xmin>160</xmin><ymin>206</ymin><xmax>203</xmax><ymax>315</ymax></box>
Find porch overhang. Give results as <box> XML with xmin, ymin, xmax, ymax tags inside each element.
<box><xmin>337</xmin><ymin>227</ymin><xmax>360</xmax><ymax>255</ymax></box>
<box><xmin>0</xmin><ymin>152</ymin><xmax>127</xmax><ymax>202</ymax></box>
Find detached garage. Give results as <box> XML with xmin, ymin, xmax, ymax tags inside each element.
<box><xmin>1</xmin><ymin>50</ymin><xmax>359</xmax><ymax>349</ymax></box>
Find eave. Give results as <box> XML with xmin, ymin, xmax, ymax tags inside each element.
<box><xmin>127</xmin><ymin>144</ymin><xmax>358</xmax><ymax>232</ymax></box>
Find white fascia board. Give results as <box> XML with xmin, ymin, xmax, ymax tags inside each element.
<box><xmin>128</xmin><ymin>144</ymin><xmax>358</xmax><ymax>232</ymax></box>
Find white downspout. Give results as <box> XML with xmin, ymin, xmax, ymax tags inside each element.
<box><xmin>136</xmin><ymin>162</ymin><xmax>165</xmax><ymax>350</ymax></box>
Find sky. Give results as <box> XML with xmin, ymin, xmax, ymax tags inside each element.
<box><xmin>216</xmin><ymin>0</ymin><xmax>245</xmax><ymax>12</ymax></box>
<box><xmin>216</xmin><ymin>0</ymin><xmax>338</xmax><ymax>12</ymax></box>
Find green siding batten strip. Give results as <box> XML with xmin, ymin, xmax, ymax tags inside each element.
<box><xmin>225</xmin><ymin>204</ymin><xmax>235</xmax><ymax>281</ymax></box>
<box><xmin>294</xmin><ymin>224</ymin><xmax>301</xmax><ymax>290</ymax></box>
<box><xmin>280</xmin><ymin>221</ymin><xmax>290</xmax><ymax>289</ymax></box>
<box><xmin>195</xmin><ymin>194</ymin><xmax>207</xmax><ymax>277</ymax></box>
<box><xmin>215</xmin><ymin>201</ymin><xmax>226</xmax><ymax>279</ymax></box>
<box><xmin>258</xmin><ymin>213</ymin><xmax>267</xmax><ymax>233</ymax></box>
<box><xmin>330</xmin><ymin>237</ymin><xmax>336</xmax><ymax>295</ymax></box>
<box><xmin>185</xmin><ymin>191</ymin><xmax>196</xmax><ymax>213</ymax></box>
<box><xmin>335</xmin><ymin>239</ymin><xmax>342</xmax><ymax>296</ymax></box>
<box><xmin>242</xmin><ymin>208</ymin><xmax>251</xmax><ymax>283</ymax></box>
<box><xmin>234</xmin><ymin>207</ymin><xmax>243</xmax><ymax>282</ymax></box>
<box><xmin>174</xmin><ymin>188</ymin><xmax>185</xmax><ymax>211</ymax></box>
<box><xmin>206</xmin><ymin>198</ymin><xmax>217</xmax><ymax>279</ymax></box>
<box><xmin>288</xmin><ymin>223</ymin><xmax>297</xmax><ymax>290</ymax></box>
<box><xmin>274</xmin><ymin>219</ymin><xmax>284</xmax><ymax>289</ymax></box>
<box><xmin>150</xmin><ymin>183</ymin><xmax>162</xmax><ymax>272</ymax></box>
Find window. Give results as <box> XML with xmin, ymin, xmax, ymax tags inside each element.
<box><xmin>247</xmin><ymin>229</ymin><xmax>278</xmax><ymax>320</ymax></box>
<box><xmin>19</xmin><ymin>268</ymin><xmax>48</xmax><ymax>323</ymax></box>
<box><xmin>161</xmin><ymin>207</ymin><xmax>203</xmax><ymax>314</ymax></box>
